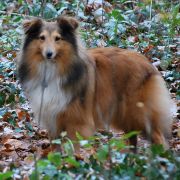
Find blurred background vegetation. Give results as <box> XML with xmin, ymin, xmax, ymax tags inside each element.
<box><xmin>0</xmin><ymin>0</ymin><xmax>179</xmax><ymax>179</ymax></box>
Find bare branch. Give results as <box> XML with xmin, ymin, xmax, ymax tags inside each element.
<box><xmin>40</xmin><ymin>0</ymin><xmax>47</xmax><ymax>18</ymax></box>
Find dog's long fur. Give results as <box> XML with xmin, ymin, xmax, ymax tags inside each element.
<box><xmin>18</xmin><ymin>16</ymin><xmax>173</xmax><ymax>149</ymax></box>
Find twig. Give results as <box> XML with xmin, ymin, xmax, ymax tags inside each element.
<box><xmin>149</xmin><ymin>0</ymin><xmax>153</xmax><ymax>21</ymax></box>
<box><xmin>0</xmin><ymin>10</ymin><xmax>36</xmax><ymax>18</ymax></box>
<box><xmin>101</xmin><ymin>0</ymin><xmax>104</xmax><ymax>34</ymax></box>
<box><xmin>0</xmin><ymin>10</ymin><xmax>55</xmax><ymax>20</ymax></box>
<box><xmin>40</xmin><ymin>0</ymin><xmax>47</xmax><ymax>18</ymax></box>
<box><xmin>96</xmin><ymin>104</ymin><xmax>114</xmax><ymax>179</ymax></box>
<box><xmin>14</xmin><ymin>145</ymin><xmax>22</xmax><ymax>159</ymax></box>
<box><xmin>76</xmin><ymin>1</ymin><xmax>81</xmax><ymax>17</ymax></box>
<box><xmin>149</xmin><ymin>0</ymin><xmax>153</xmax><ymax>32</ymax></box>
<box><xmin>24</xmin><ymin>0</ymin><xmax>30</xmax><ymax>15</ymax></box>
<box><xmin>107</xmin><ymin>106</ymin><xmax>114</xmax><ymax>180</ymax></box>
<box><xmin>34</xmin><ymin>153</ymin><xmax>39</xmax><ymax>180</ymax></box>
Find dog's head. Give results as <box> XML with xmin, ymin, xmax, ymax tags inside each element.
<box><xmin>22</xmin><ymin>16</ymin><xmax>79</xmax><ymax>62</ymax></box>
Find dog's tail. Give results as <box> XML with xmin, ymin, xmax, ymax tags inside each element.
<box><xmin>144</xmin><ymin>75</ymin><xmax>173</xmax><ymax>141</ymax></box>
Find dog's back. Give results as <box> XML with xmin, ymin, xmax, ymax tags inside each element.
<box><xmin>88</xmin><ymin>47</ymin><xmax>172</xmax><ymax>148</ymax></box>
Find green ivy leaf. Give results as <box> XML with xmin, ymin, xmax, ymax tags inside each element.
<box><xmin>44</xmin><ymin>3</ymin><xmax>57</xmax><ymax>19</ymax></box>
<box><xmin>76</xmin><ymin>132</ymin><xmax>84</xmax><ymax>140</ymax></box>
<box><xmin>0</xmin><ymin>171</ymin><xmax>13</xmax><ymax>180</ymax></box>
<box><xmin>151</xmin><ymin>144</ymin><xmax>165</xmax><ymax>156</ymax></box>
<box><xmin>96</xmin><ymin>145</ymin><xmax>109</xmax><ymax>162</ymax></box>
<box><xmin>37</xmin><ymin>159</ymin><xmax>51</xmax><ymax>168</ymax></box>
<box><xmin>48</xmin><ymin>152</ymin><xmax>62</xmax><ymax>167</ymax></box>
<box><xmin>65</xmin><ymin>157</ymin><xmax>80</xmax><ymax>168</ymax></box>
<box><xmin>122</xmin><ymin>131</ymin><xmax>140</xmax><ymax>140</ymax></box>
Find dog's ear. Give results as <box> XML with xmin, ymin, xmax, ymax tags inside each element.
<box><xmin>57</xmin><ymin>16</ymin><xmax>79</xmax><ymax>32</ymax></box>
<box><xmin>22</xmin><ymin>18</ymin><xmax>42</xmax><ymax>34</ymax></box>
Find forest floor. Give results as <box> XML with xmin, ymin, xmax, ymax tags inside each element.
<box><xmin>0</xmin><ymin>0</ymin><xmax>179</xmax><ymax>179</ymax></box>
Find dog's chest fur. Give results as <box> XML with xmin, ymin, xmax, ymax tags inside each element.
<box><xmin>24</xmin><ymin>62</ymin><xmax>72</xmax><ymax>136</ymax></box>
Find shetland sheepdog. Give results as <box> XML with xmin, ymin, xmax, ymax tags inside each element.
<box><xmin>17</xmin><ymin>16</ymin><xmax>172</xmax><ymax>150</ymax></box>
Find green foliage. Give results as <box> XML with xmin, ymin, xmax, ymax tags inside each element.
<box><xmin>27</xmin><ymin>135</ymin><xmax>180</xmax><ymax>179</ymax></box>
<box><xmin>0</xmin><ymin>0</ymin><xmax>179</xmax><ymax>179</ymax></box>
<box><xmin>48</xmin><ymin>152</ymin><xmax>62</xmax><ymax>167</ymax></box>
<box><xmin>96</xmin><ymin>145</ymin><xmax>109</xmax><ymax>162</ymax></box>
<box><xmin>0</xmin><ymin>171</ymin><xmax>13</xmax><ymax>180</ymax></box>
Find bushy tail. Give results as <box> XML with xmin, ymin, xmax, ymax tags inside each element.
<box><xmin>145</xmin><ymin>75</ymin><xmax>173</xmax><ymax>138</ymax></box>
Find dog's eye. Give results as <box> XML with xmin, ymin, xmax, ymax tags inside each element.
<box><xmin>39</xmin><ymin>35</ymin><xmax>45</xmax><ymax>40</ymax></box>
<box><xmin>55</xmin><ymin>36</ymin><xmax>61</xmax><ymax>41</ymax></box>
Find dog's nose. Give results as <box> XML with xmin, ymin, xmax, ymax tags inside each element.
<box><xmin>46</xmin><ymin>51</ymin><xmax>53</xmax><ymax>59</ymax></box>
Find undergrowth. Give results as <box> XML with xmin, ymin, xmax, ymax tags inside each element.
<box><xmin>0</xmin><ymin>0</ymin><xmax>179</xmax><ymax>179</ymax></box>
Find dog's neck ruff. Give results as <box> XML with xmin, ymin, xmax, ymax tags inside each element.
<box><xmin>24</xmin><ymin>61</ymin><xmax>72</xmax><ymax>137</ymax></box>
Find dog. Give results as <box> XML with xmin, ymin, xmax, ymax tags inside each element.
<box><xmin>17</xmin><ymin>16</ymin><xmax>172</xmax><ymax>150</ymax></box>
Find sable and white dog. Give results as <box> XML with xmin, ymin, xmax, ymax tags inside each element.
<box><xmin>18</xmin><ymin>16</ymin><xmax>172</xmax><ymax>149</ymax></box>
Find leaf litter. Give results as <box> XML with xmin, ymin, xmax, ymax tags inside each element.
<box><xmin>0</xmin><ymin>0</ymin><xmax>179</xmax><ymax>178</ymax></box>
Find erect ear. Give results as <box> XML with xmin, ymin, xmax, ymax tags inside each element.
<box><xmin>22</xmin><ymin>18</ymin><xmax>42</xmax><ymax>34</ymax></box>
<box><xmin>57</xmin><ymin>16</ymin><xmax>79</xmax><ymax>32</ymax></box>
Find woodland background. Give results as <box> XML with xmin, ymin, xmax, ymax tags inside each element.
<box><xmin>0</xmin><ymin>0</ymin><xmax>179</xmax><ymax>179</ymax></box>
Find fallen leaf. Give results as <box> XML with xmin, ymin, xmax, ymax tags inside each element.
<box><xmin>3</xmin><ymin>139</ymin><xmax>30</xmax><ymax>150</ymax></box>
<box><xmin>23</xmin><ymin>154</ymin><xmax>34</xmax><ymax>166</ymax></box>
